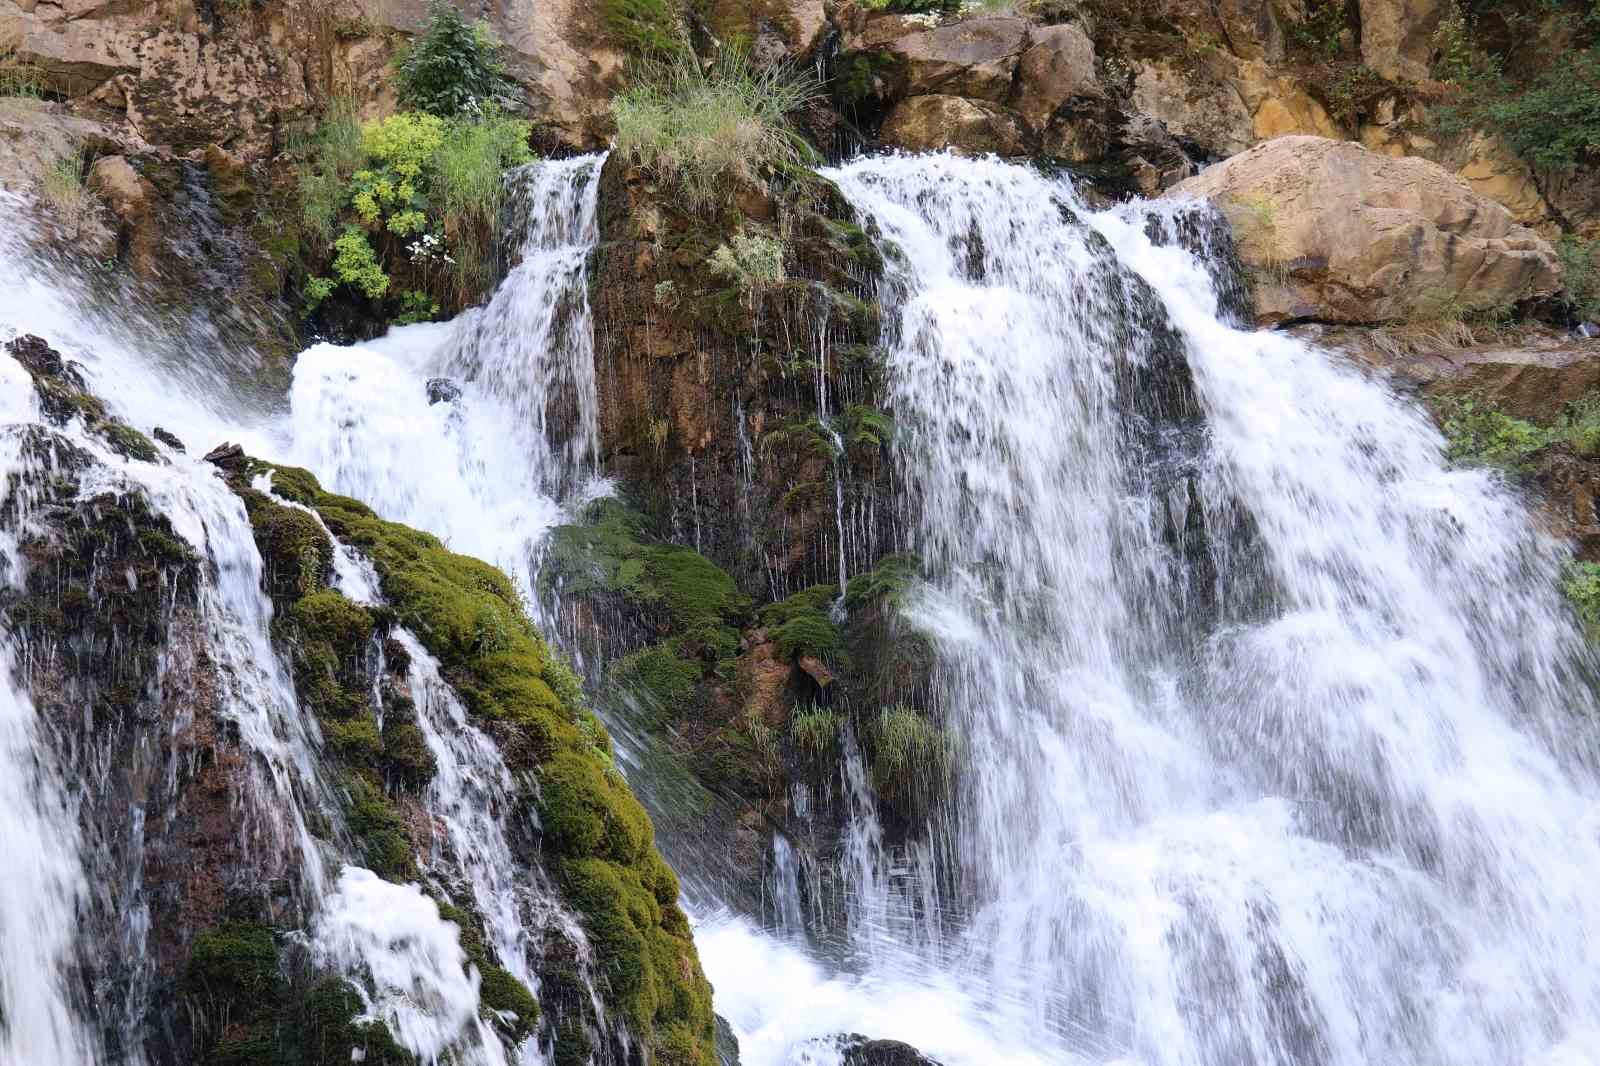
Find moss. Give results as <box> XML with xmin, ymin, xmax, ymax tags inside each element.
<box><xmin>611</xmin><ymin>644</ymin><xmax>701</xmax><ymax>726</ymax></box>
<box><xmin>239</xmin><ymin>488</ymin><xmax>334</xmax><ymax>604</ymax></box>
<box><xmin>224</xmin><ymin>458</ymin><xmax>716</xmax><ymax>1065</ymax></box>
<box><xmin>760</xmin><ymin>584</ymin><xmax>842</xmax><ymax>660</ymax></box>
<box><xmin>185</xmin><ymin>922</ymin><xmax>283</xmax><ymax>1027</ymax></box>
<box><xmin>479</xmin><ymin>965</ymin><xmax>540</xmax><ymax>1039</ymax></box>
<box><xmin>843</xmin><ymin>553</ymin><xmax>921</xmax><ymax>611</ymax></box>
<box><xmin>381</xmin><ymin>703</ymin><xmax>438</xmax><ymax>786</ymax></box>
<box><xmin>302</xmin><ymin>977</ymin><xmax>415</xmax><ymax>1065</ymax></box>
<box><xmin>99</xmin><ymin>421</ymin><xmax>160</xmax><ymax>462</ymax></box>
<box><xmin>342</xmin><ymin>770</ymin><xmax>416</xmax><ymax>880</ymax></box>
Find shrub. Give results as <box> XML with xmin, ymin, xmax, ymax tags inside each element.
<box><xmin>1564</xmin><ymin>561</ymin><xmax>1600</xmax><ymax>633</ymax></box>
<box><xmin>709</xmin><ymin>231</ymin><xmax>787</xmax><ymax>292</ymax></box>
<box><xmin>1438</xmin><ymin>394</ymin><xmax>1550</xmax><ymax>469</ymax></box>
<box><xmin>1433</xmin><ymin>12</ymin><xmax>1600</xmax><ymax>172</ymax></box>
<box><xmin>331</xmin><ymin>227</ymin><xmax>389</xmax><ymax>299</ymax></box>
<box><xmin>1560</xmin><ymin>235</ymin><xmax>1600</xmax><ymax>321</ymax></box>
<box><xmin>396</xmin><ymin>0</ymin><xmax>512</xmax><ymax>118</ymax></box>
<box><xmin>612</xmin><ymin>44</ymin><xmax>818</xmax><ymax>213</ymax></box>
<box><xmin>1285</xmin><ymin>0</ymin><xmax>1349</xmax><ymax>58</ymax></box>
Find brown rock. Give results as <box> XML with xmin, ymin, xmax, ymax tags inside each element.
<box><xmin>1386</xmin><ymin>341</ymin><xmax>1600</xmax><ymax>423</ymax></box>
<box><xmin>1167</xmin><ymin>136</ymin><xmax>1562</xmax><ymax>324</ymax></box>
<box><xmin>797</xmin><ymin>654</ymin><xmax>834</xmax><ymax>688</ymax></box>
<box><xmin>739</xmin><ymin>640</ymin><xmax>795</xmax><ymax>728</ymax></box>
<box><xmin>1011</xmin><ymin>22</ymin><xmax>1099</xmax><ymax>130</ymax></box>
<box><xmin>1358</xmin><ymin>0</ymin><xmax>1446</xmax><ymax>82</ymax></box>
<box><xmin>703</xmin><ymin>0</ymin><xmax>828</xmax><ymax>65</ymax></box>
<box><xmin>865</xmin><ymin>15</ymin><xmax>1030</xmax><ymax>103</ymax></box>
<box><xmin>880</xmin><ymin>94</ymin><xmax>1027</xmax><ymax>156</ymax></box>
<box><xmin>1130</xmin><ymin>58</ymin><xmax>1254</xmax><ymax>159</ymax></box>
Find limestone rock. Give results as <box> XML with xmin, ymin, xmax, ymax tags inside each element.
<box><xmin>1359</xmin><ymin>0</ymin><xmax>1446</xmax><ymax>82</ymax></box>
<box><xmin>857</xmin><ymin>15</ymin><xmax>1031</xmax><ymax>103</ymax></box>
<box><xmin>879</xmin><ymin>93</ymin><xmax>1026</xmax><ymax>157</ymax></box>
<box><xmin>1130</xmin><ymin>58</ymin><xmax>1254</xmax><ymax>159</ymax></box>
<box><xmin>1385</xmin><ymin>340</ymin><xmax>1600</xmax><ymax>424</ymax></box>
<box><xmin>1011</xmin><ymin>23</ymin><xmax>1099</xmax><ymax>129</ymax></box>
<box><xmin>1168</xmin><ymin>136</ymin><xmax>1562</xmax><ymax>324</ymax></box>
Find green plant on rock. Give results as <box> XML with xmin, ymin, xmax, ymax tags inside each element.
<box><xmin>760</xmin><ymin>584</ymin><xmax>842</xmax><ymax>661</ymax></box>
<box><xmin>332</xmin><ymin>227</ymin><xmax>390</xmax><ymax>299</ymax></box>
<box><xmin>1285</xmin><ymin>0</ymin><xmax>1349</xmax><ymax>59</ymax></box>
<box><xmin>1565</xmin><ymin>561</ymin><xmax>1600</xmax><ymax>635</ymax></box>
<box><xmin>789</xmin><ymin>704</ymin><xmax>840</xmax><ymax>755</ymax></box>
<box><xmin>1433</xmin><ymin>10</ymin><xmax>1600</xmax><ymax>172</ymax></box>
<box><xmin>869</xmin><ymin>704</ymin><xmax>952</xmax><ymax>797</ymax></box>
<box><xmin>843</xmin><ymin>552</ymin><xmax>922</xmax><ymax>610</ymax></box>
<box><xmin>1437</xmin><ymin>394</ymin><xmax>1551</xmax><ymax>470</ymax></box>
<box><xmin>396</xmin><ymin>0</ymin><xmax>513</xmax><ymax>118</ymax></box>
<box><xmin>602</xmin><ymin>0</ymin><xmax>684</xmax><ymax>56</ymax></box>
<box><xmin>613</xmin><ymin>43</ymin><xmax>819</xmax><ymax>213</ymax></box>
<box><xmin>1560</xmin><ymin>235</ymin><xmax>1600</xmax><ymax>321</ymax></box>
<box><xmin>234</xmin><ymin>461</ymin><xmax>716</xmax><ymax>1064</ymax></box>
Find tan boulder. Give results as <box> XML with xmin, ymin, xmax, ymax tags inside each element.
<box><xmin>1358</xmin><ymin>0</ymin><xmax>1446</xmax><ymax>82</ymax></box>
<box><xmin>1130</xmin><ymin>58</ymin><xmax>1254</xmax><ymax>159</ymax></box>
<box><xmin>88</xmin><ymin>153</ymin><xmax>160</xmax><ymax>276</ymax></box>
<box><xmin>1388</xmin><ymin>340</ymin><xmax>1600</xmax><ymax>423</ymax></box>
<box><xmin>853</xmin><ymin>14</ymin><xmax>1031</xmax><ymax>103</ymax></box>
<box><xmin>1168</xmin><ymin>136</ymin><xmax>1562</xmax><ymax>324</ymax></box>
<box><xmin>879</xmin><ymin>93</ymin><xmax>1027</xmax><ymax>157</ymax></box>
<box><xmin>1011</xmin><ymin>23</ymin><xmax>1099</xmax><ymax>129</ymax></box>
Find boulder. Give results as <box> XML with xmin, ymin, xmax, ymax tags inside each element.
<box><xmin>879</xmin><ymin>94</ymin><xmax>1027</xmax><ymax>157</ymax></box>
<box><xmin>702</xmin><ymin>0</ymin><xmax>828</xmax><ymax>65</ymax></box>
<box><xmin>1359</xmin><ymin>0</ymin><xmax>1447</xmax><ymax>82</ymax></box>
<box><xmin>829</xmin><ymin>1034</ymin><xmax>944</xmax><ymax>1066</ymax></box>
<box><xmin>1011</xmin><ymin>23</ymin><xmax>1099</xmax><ymax>129</ymax></box>
<box><xmin>1130</xmin><ymin>58</ymin><xmax>1254</xmax><ymax>160</ymax></box>
<box><xmin>851</xmin><ymin>15</ymin><xmax>1030</xmax><ymax>103</ymax></box>
<box><xmin>1168</xmin><ymin>136</ymin><xmax>1562</xmax><ymax>324</ymax></box>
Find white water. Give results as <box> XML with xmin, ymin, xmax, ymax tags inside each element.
<box><xmin>6</xmin><ymin>145</ymin><xmax>1600</xmax><ymax>1066</ymax></box>
<box><xmin>821</xmin><ymin>153</ymin><xmax>1600</xmax><ymax>1065</ymax></box>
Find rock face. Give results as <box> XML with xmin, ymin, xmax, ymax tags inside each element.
<box><xmin>880</xmin><ymin>93</ymin><xmax>1026</xmax><ymax>156</ymax></box>
<box><xmin>1383</xmin><ymin>341</ymin><xmax>1600</xmax><ymax>423</ymax></box>
<box><xmin>1359</xmin><ymin>0</ymin><xmax>1447</xmax><ymax>82</ymax></box>
<box><xmin>1169</xmin><ymin>136</ymin><xmax>1563</xmax><ymax>324</ymax></box>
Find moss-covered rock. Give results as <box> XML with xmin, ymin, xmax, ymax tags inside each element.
<box><xmin>222</xmin><ymin>457</ymin><xmax>717</xmax><ymax>1066</ymax></box>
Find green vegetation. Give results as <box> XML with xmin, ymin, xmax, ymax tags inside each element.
<box><xmin>1285</xmin><ymin>0</ymin><xmax>1349</xmax><ymax>59</ymax></box>
<box><xmin>760</xmin><ymin>584</ymin><xmax>842</xmax><ymax>661</ymax></box>
<box><xmin>1564</xmin><ymin>561</ymin><xmax>1600</xmax><ymax>633</ymax></box>
<box><xmin>1436</xmin><ymin>392</ymin><xmax>1600</xmax><ymax>470</ymax></box>
<box><xmin>0</xmin><ymin>48</ymin><xmax>46</xmax><ymax>103</ymax></box>
<box><xmin>237</xmin><ymin>462</ymin><xmax>716</xmax><ymax>1065</ymax></box>
<box><xmin>1433</xmin><ymin>7</ymin><xmax>1600</xmax><ymax>172</ymax></box>
<box><xmin>298</xmin><ymin>105</ymin><xmax>531</xmax><ymax>316</ymax></box>
<box><xmin>396</xmin><ymin>0</ymin><xmax>513</xmax><ymax>118</ymax></box>
<box><xmin>709</xmin><ymin>231</ymin><xmax>788</xmax><ymax>296</ymax></box>
<box><xmin>789</xmin><ymin>704</ymin><xmax>840</xmax><ymax>755</ymax></box>
<box><xmin>613</xmin><ymin>44</ymin><xmax>818</xmax><ymax>213</ymax></box>
<box><xmin>1560</xmin><ymin>236</ymin><xmax>1600</xmax><ymax>321</ymax></box>
<box><xmin>844</xmin><ymin>553</ymin><xmax>921</xmax><ymax>610</ymax></box>
<box><xmin>602</xmin><ymin>0</ymin><xmax>684</xmax><ymax>57</ymax></box>
<box><xmin>868</xmin><ymin>704</ymin><xmax>952</xmax><ymax>798</ymax></box>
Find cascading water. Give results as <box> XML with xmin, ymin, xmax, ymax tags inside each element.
<box><xmin>808</xmin><ymin>153</ymin><xmax>1600</xmax><ymax>1064</ymax></box>
<box><xmin>8</xmin><ymin>134</ymin><xmax>1600</xmax><ymax>1066</ymax></box>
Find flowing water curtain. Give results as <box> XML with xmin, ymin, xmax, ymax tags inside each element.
<box><xmin>827</xmin><ymin>153</ymin><xmax>1600</xmax><ymax>1066</ymax></box>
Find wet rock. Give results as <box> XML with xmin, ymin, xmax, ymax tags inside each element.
<box><xmin>1358</xmin><ymin>335</ymin><xmax>1600</xmax><ymax>424</ymax></box>
<box><xmin>426</xmin><ymin>377</ymin><xmax>462</xmax><ymax>405</ymax></box>
<box><xmin>7</xmin><ymin>332</ymin><xmax>73</xmax><ymax>380</ymax></box>
<box><xmin>827</xmin><ymin>1034</ymin><xmax>945</xmax><ymax>1066</ymax></box>
<box><xmin>848</xmin><ymin>14</ymin><xmax>1030</xmax><ymax>104</ymax></box>
<box><xmin>1168</xmin><ymin>136</ymin><xmax>1563</xmax><ymax>325</ymax></box>
<box><xmin>880</xmin><ymin>93</ymin><xmax>1027</xmax><ymax>156</ymax></box>
<box><xmin>203</xmin><ymin>441</ymin><xmax>245</xmax><ymax>466</ymax></box>
<box><xmin>152</xmin><ymin>426</ymin><xmax>186</xmax><ymax>452</ymax></box>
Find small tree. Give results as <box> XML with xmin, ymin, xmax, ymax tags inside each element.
<box><xmin>396</xmin><ymin>0</ymin><xmax>512</xmax><ymax>118</ymax></box>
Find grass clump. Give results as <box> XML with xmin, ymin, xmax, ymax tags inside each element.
<box><xmin>789</xmin><ymin>704</ymin><xmax>840</xmax><ymax>755</ymax></box>
<box><xmin>613</xmin><ymin>44</ymin><xmax>818</xmax><ymax>213</ymax></box>
<box><xmin>868</xmin><ymin>704</ymin><xmax>952</xmax><ymax>798</ymax></box>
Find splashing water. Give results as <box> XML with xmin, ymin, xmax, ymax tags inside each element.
<box><xmin>823</xmin><ymin>152</ymin><xmax>1600</xmax><ymax>1065</ymax></box>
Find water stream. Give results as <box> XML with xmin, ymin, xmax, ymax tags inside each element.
<box><xmin>3</xmin><ymin>150</ymin><xmax>1600</xmax><ymax>1066</ymax></box>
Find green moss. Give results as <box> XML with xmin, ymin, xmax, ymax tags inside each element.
<box><xmin>225</xmin><ymin>458</ymin><xmax>715</xmax><ymax>1065</ymax></box>
<box><xmin>99</xmin><ymin>421</ymin><xmax>159</xmax><ymax>462</ymax></box>
<box><xmin>611</xmin><ymin>644</ymin><xmax>701</xmax><ymax>726</ymax></box>
<box><xmin>760</xmin><ymin>584</ymin><xmax>842</xmax><ymax>661</ymax></box>
<box><xmin>343</xmin><ymin>770</ymin><xmax>416</xmax><ymax>879</ymax></box>
<box><xmin>479</xmin><ymin>965</ymin><xmax>540</xmax><ymax>1039</ymax></box>
<box><xmin>302</xmin><ymin>977</ymin><xmax>415</xmax><ymax>1065</ymax></box>
<box><xmin>843</xmin><ymin>553</ymin><xmax>921</xmax><ymax>611</ymax></box>
<box><xmin>186</xmin><ymin>922</ymin><xmax>283</xmax><ymax>1016</ymax></box>
<box><xmin>240</xmin><ymin>489</ymin><xmax>334</xmax><ymax>603</ymax></box>
<box><xmin>381</xmin><ymin>703</ymin><xmax>438</xmax><ymax>786</ymax></box>
<box><xmin>323</xmin><ymin>712</ymin><xmax>384</xmax><ymax>759</ymax></box>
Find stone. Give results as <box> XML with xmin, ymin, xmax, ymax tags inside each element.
<box><xmin>1167</xmin><ymin>136</ymin><xmax>1562</xmax><ymax>324</ymax></box>
<box><xmin>1359</xmin><ymin>0</ymin><xmax>1447</xmax><ymax>82</ymax></box>
<box><xmin>858</xmin><ymin>15</ymin><xmax>1031</xmax><ymax>104</ymax></box>
<box><xmin>879</xmin><ymin>93</ymin><xmax>1027</xmax><ymax>157</ymax></box>
<box><xmin>1011</xmin><ymin>22</ymin><xmax>1099</xmax><ymax>130</ymax></box>
<box><xmin>702</xmin><ymin>0</ymin><xmax>828</xmax><ymax>65</ymax></box>
<box><xmin>829</xmin><ymin>1034</ymin><xmax>945</xmax><ymax>1066</ymax></box>
<box><xmin>426</xmin><ymin>377</ymin><xmax>462</xmax><ymax>405</ymax></box>
<box><xmin>1130</xmin><ymin>58</ymin><xmax>1254</xmax><ymax>160</ymax></box>
<box><xmin>1387</xmin><ymin>340</ymin><xmax>1600</xmax><ymax>424</ymax></box>
<box><xmin>152</xmin><ymin>427</ymin><xmax>186</xmax><ymax>452</ymax></box>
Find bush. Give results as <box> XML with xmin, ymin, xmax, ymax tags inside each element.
<box><xmin>1433</xmin><ymin>12</ymin><xmax>1600</xmax><ymax>172</ymax></box>
<box><xmin>602</xmin><ymin>0</ymin><xmax>683</xmax><ymax>56</ymax></box>
<box><xmin>1564</xmin><ymin>561</ymin><xmax>1600</xmax><ymax>633</ymax></box>
<box><xmin>613</xmin><ymin>44</ymin><xmax>818</xmax><ymax>213</ymax></box>
<box><xmin>1560</xmin><ymin>235</ymin><xmax>1600</xmax><ymax>321</ymax></box>
<box><xmin>396</xmin><ymin>0</ymin><xmax>512</xmax><ymax>118</ymax></box>
<box><xmin>1438</xmin><ymin>394</ymin><xmax>1550</xmax><ymax>469</ymax></box>
<box><xmin>709</xmin><ymin>231</ymin><xmax>787</xmax><ymax>294</ymax></box>
<box><xmin>295</xmin><ymin>105</ymin><xmax>531</xmax><ymax>318</ymax></box>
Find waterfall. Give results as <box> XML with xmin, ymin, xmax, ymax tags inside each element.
<box><xmin>818</xmin><ymin>152</ymin><xmax>1600</xmax><ymax>1064</ymax></box>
